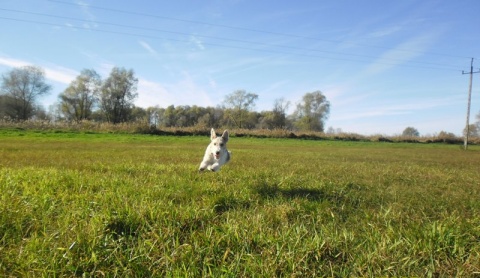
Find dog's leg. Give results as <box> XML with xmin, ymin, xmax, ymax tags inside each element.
<box><xmin>199</xmin><ymin>143</ymin><xmax>213</xmax><ymax>172</ymax></box>
<box><xmin>208</xmin><ymin>163</ymin><xmax>220</xmax><ymax>172</ymax></box>
<box><xmin>199</xmin><ymin>160</ymin><xmax>209</xmax><ymax>171</ymax></box>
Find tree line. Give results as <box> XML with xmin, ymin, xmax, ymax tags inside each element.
<box><xmin>3</xmin><ymin>65</ymin><xmax>480</xmax><ymax>136</ymax></box>
<box><xmin>0</xmin><ymin>65</ymin><xmax>331</xmax><ymax>131</ymax></box>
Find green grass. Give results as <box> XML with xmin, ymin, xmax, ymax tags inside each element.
<box><xmin>1</xmin><ymin>129</ymin><xmax>479</xmax><ymax>277</ymax></box>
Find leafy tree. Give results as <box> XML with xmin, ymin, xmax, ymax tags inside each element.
<box><xmin>58</xmin><ymin>69</ymin><xmax>101</xmax><ymax>122</ymax></box>
<box><xmin>260</xmin><ymin>98</ymin><xmax>291</xmax><ymax>129</ymax></box>
<box><xmin>162</xmin><ymin>105</ymin><xmax>176</xmax><ymax>127</ymax></box>
<box><xmin>402</xmin><ymin>127</ymin><xmax>420</xmax><ymax>137</ymax></box>
<box><xmin>257</xmin><ymin>111</ymin><xmax>275</xmax><ymax>129</ymax></box>
<box><xmin>196</xmin><ymin>106</ymin><xmax>224</xmax><ymax>128</ymax></box>
<box><xmin>129</xmin><ymin>106</ymin><xmax>148</xmax><ymax>123</ymax></box>
<box><xmin>100</xmin><ymin>67</ymin><xmax>138</xmax><ymax>124</ymax></box>
<box><xmin>222</xmin><ymin>89</ymin><xmax>258</xmax><ymax>128</ymax></box>
<box><xmin>437</xmin><ymin>131</ymin><xmax>456</xmax><ymax>139</ymax></box>
<box><xmin>437</xmin><ymin>131</ymin><xmax>458</xmax><ymax>143</ymax></box>
<box><xmin>197</xmin><ymin>112</ymin><xmax>212</xmax><ymax>128</ymax></box>
<box><xmin>174</xmin><ymin>105</ymin><xmax>188</xmax><ymax>127</ymax></box>
<box><xmin>0</xmin><ymin>65</ymin><xmax>51</xmax><ymax>120</ymax></box>
<box><xmin>292</xmin><ymin>91</ymin><xmax>330</xmax><ymax>132</ymax></box>
<box><xmin>0</xmin><ymin>95</ymin><xmax>17</xmax><ymax>119</ymax></box>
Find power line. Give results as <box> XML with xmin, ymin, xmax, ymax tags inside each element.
<box><xmin>0</xmin><ymin>15</ymin><xmax>464</xmax><ymax>73</ymax></box>
<box><xmin>0</xmin><ymin>7</ymin><xmax>465</xmax><ymax>71</ymax></box>
<box><xmin>46</xmin><ymin>0</ymin><xmax>471</xmax><ymax>60</ymax></box>
<box><xmin>0</xmin><ymin>15</ymin><xmax>466</xmax><ymax>72</ymax></box>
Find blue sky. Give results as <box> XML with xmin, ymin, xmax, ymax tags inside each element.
<box><xmin>1</xmin><ymin>0</ymin><xmax>479</xmax><ymax>135</ymax></box>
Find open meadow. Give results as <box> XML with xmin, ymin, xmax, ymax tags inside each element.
<box><xmin>1</xmin><ymin>129</ymin><xmax>480</xmax><ymax>277</ymax></box>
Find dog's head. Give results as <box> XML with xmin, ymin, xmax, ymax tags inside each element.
<box><xmin>210</xmin><ymin>128</ymin><xmax>228</xmax><ymax>159</ymax></box>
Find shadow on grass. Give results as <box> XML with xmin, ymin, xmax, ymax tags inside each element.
<box><xmin>213</xmin><ymin>196</ymin><xmax>252</xmax><ymax>214</ymax></box>
<box><xmin>104</xmin><ymin>215</ymin><xmax>142</xmax><ymax>240</ymax></box>
<box><xmin>254</xmin><ymin>183</ymin><xmax>335</xmax><ymax>202</ymax></box>
<box><xmin>253</xmin><ymin>182</ymin><xmax>367</xmax><ymax>224</ymax></box>
<box><xmin>253</xmin><ymin>182</ymin><xmax>366</xmax><ymax>207</ymax></box>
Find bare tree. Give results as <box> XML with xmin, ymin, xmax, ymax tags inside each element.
<box><xmin>99</xmin><ymin>67</ymin><xmax>138</xmax><ymax>124</ymax></box>
<box><xmin>59</xmin><ymin>69</ymin><xmax>101</xmax><ymax>122</ymax></box>
<box><xmin>292</xmin><ymin>91</ymin><xmax>330</xmax><ymax>132</ymax></box>
<box><xmin>463</xmin><ymin>124</ymin><xmax>479</xmax><ymax>138</ymax></box>
<box><xmin>222</xmin><ymin>89</ymin><xmax>258</xmax><ymax>128</ymax></box>
<box><xmin>272</xmin><ymin>98</ymin><xmax>290</xmax><ymax>129</ymax></box>
<box><xmin>0</xmin><ymin>66</ymin><xmax>51</xmax><ymax>120</ymax></box>
<box><xmin>473</xmin><ymin>111</ymin><xmax>480</xmax><ymax>137</ymax></box>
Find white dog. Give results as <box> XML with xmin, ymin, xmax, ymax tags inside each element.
<box><xmin>199</xmin><ymin>128</ymin><xmax>231</xmax><ymax>172</ymax></box>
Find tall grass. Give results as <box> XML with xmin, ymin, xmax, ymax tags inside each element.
<box><xmin>1</xmin><ymin>119</ymin><xmax>477</xmax><ymax>144</ymax></box>
<box><xmin>0</xmin><ymin>130</ymin><xmax>479</xmax><ymax>276</ymax></box>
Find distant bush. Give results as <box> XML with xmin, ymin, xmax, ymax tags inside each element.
<box><xmin>1</xmin><ymin>119</ymin><xmax>477</xmax><ymax>145</ymax></box>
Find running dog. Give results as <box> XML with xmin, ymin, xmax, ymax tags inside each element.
<box><xmin>199</xmin><ymin>128</ymin><xmax>231</xmax><ymax>172</ymax></box>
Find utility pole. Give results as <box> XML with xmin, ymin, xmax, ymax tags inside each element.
<box><xmin>462</xmin><ymin>58</ymin><xmax>480</xmax><ymax>150</ymax></box>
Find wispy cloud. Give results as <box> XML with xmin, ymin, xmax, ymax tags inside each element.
<box><xmin>211</xmin><ymin>56</ymin><xmax>283</xmax><ymax>79</ymax></box>
<box><xmin>366</xmin><ymin>17</ymin><xmax>428</xmax><ymax>39</ymax></box>
<box><xmin>97</xmin><ymin>62</ymin><xmax>115</xmax><ymax>77</ymax></box>
<box><xmin>75</xmin><ymin>0</ymin><xmax>98</xmax><ymax>29</ymax></box>
<box><xmin>208</xmin><ymin>78</ymin><xmax>217</xmax><ymax>89</ymax></box>
<box><xmin>190</xmin><ymin>36</ymin><xmax>205</xmax><ymax>50</ymax></box>
<box><xmin>260</xmin><ymin>80</ymin><xmax>290</xmax><ymax>95</ymax></box>
<box><xmin>333</xmin><ymin>95</ymin><xmax>463</xmax><ymax>121</ymax></box>
<box><xmin>136</xmin><ymin>78</ymin><xmax>174</xmax><ymax>107</ymax></box>
<box><xmin>361</xmin><ymin>32</ymin><xmax>440</xmax><ymax>76</ymax></box>
<box><xmin>165</xmin><ymin>71</ymin><xmax>213</xmax><ymax>106</ymax></box>
<box><xmin>43</xmin><ymin>66</ymin><xmax>78</xmax><ymax>84</ymax></box>
<box><xmin>0</xmin><ymin>56</ymin><xmax>30</xmax><ymax>68</ymax></box>
<box><xmin>335</xmin><ymin>109</ymin><xmax>411</xmax><ymax>121</ymax></box>
<box><xmin>139</xmin><ymin>41</ymin><xmax>159</xmax><ymax>57</ymax></box>
<box><xmin>0</xmin><ymin>56</ymin><xmax>77</xmax><ymax>84</ymax></box>
<box><xmin>367</xmin><ymin>25</ymin><xmax>403</xmax><ymax>38</ymax></box>
<box><xmin>136</xmin><ymin>72</ymin><xmax>214</xmax><ymax>108</ymax></box>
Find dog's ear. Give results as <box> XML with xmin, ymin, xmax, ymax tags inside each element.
<box><xmin>210</xmin><ymin>128</ymin><xmax>217</xmax><ymax>140</ymax></box>
<box><xmin>221</xmin><ymin>130</ymin><xmax>229</xmax><ymax>142</ymax></box>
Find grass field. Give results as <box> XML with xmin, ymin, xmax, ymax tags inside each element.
<box><xmin>1</xmin><ymin>129</ymin><xmax>479</xmax><ymax>277</ymax></box>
